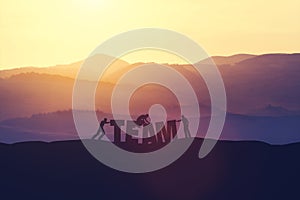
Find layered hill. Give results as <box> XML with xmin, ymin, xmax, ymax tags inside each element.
<box><xmin>0</xmin><ymin>53</ymin><xmax>299</xmax><ymax>144</ymax></box>
<box><xmin>0</xmin><ymin>53</ymin><xmax>299</xmax><ymax>120</ymax></box>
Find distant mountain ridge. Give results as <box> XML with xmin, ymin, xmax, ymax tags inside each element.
<box><xmin>237</xmin><ymin>53</ymin><xmax>300</xmax><ymax>66</ymax></box>
<box><xmin>0</xmin><ymin>53</ymin><xmax>299</xmax><ymax>120</ymax></box>
<box><xmin>199</xmin><ymin>54</ymin><xmax>257</xmax><ymax>66</ymax></box>
<box><xmin>1</xmin><ymin>53</ymin><xmax>298</xmax><ymax>77</ymax></box>
<box><xmin>0</xmin><ymin>53</ymin><xmax>299</xmax><ymax>144</ymax></box>
<box><xmin>0</xmin><ymin>54</ymin><xmax>130</xmax><ymax>81</ymax></box>
<box><xmin>0</xmin><ymin>61</ymin><xmax>82</xmax><ymax>79</ymax></box>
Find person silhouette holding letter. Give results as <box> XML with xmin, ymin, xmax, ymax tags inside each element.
<box><xmin>135</xmin><ymin>114</ymin><xmax>150</xmax><ymax>127</ymax></box>
<box><xmin>177</xmin><ymin>115</ymin><xmax>191</xmax><ymax>138</ymax></box>
<box><xmin>92</xmin><ymin>118</ymin><xmax>110</xmax><ymax>140</ymax></box>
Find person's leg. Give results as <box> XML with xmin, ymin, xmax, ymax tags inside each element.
<box><xmin>98</xmin><ymin>128</ymin><xmax>105</xmax><ymax>140</ymax></box>
<box><xmin>91</xmin><ymin>127</ymin><xmax>101</xmax><ymax>139</ymax></box>
<box><xmin>187</xmin><ymin>128</ymin><xmax>191</xmax><ymax>138</ymax></box>
<box><xmin>184</xmin><ymin>127</ymin><xmax>191</xmax><ymax>138</ymax></box>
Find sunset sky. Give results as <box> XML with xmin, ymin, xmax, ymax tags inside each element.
<box><xmin>0</xmin><ymin>0</ymin><xmax>299</xmax><ymax>69</ymax></box>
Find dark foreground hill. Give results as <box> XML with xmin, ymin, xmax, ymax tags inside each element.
<box><xmin>0</xmin><ymin>138</ymin><xmax>300</xmax><ymax>200</ymax></box>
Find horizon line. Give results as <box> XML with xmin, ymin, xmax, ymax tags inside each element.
<box><xmin>1</xmin><ymin>52</ymin><xmax>300</xmax><ymax>71</ymax></box>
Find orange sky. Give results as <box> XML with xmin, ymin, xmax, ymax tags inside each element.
<box><xmin>0</xmin><ymin>0</ymin><xmax>300</xmax><ymax>69</ymax></box>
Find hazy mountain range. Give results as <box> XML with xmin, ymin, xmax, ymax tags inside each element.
<box><xmin>0</xmin><ymin>53</ymin><xmax>299</xmax><ymax>143</ymax></box>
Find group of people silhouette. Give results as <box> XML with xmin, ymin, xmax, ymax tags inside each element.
<box><xmin>92</xmin><ymin>114</ymin><xmax>191</xmax><ymax>140</ymax></box>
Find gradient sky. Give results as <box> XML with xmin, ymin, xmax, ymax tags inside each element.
<box><xmin>0</xmin><ymin>0</ymin><xmax>300</xmax><ymax>69</ymax></box>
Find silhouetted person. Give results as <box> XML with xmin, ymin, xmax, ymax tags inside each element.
<box><xmin>92</xmin><ymin>118</ymin><xmax>110</xmax><ymax>140</ymax></box>
<box><xmin>178</xmin><ymin>115</ymin><xmax>191</xmax><ymax>138</ymax></box>
<box><xmin>136</xmin><ymin>114</ymin><xmax>150</xmax><ymax>127</ymax></box>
